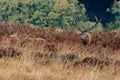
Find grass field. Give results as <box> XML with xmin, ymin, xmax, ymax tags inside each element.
<box><xmin>0</xmin><ymin>22</ymin><xmax>120</xmax><ymax>80</ymax></box>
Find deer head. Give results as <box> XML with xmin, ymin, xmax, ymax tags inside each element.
<box><xmin>74</xmin><ymin>15</ymin><xmax>101</xmax><ymax>45</ymax></box>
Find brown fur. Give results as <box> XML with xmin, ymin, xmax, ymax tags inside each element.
<box><xmin>84</xmin><ymin>32</ymin><xmax>92</xmax><ymax>45</ymax></box>
<box><xmin>74</xmin><ymin>29</ymin><xmax>92</xmax><ymax>45</ymax></box>
<box><xmin>79</xmin><ymin>32</ymin><xmax>92</xmax><ymax>45</ymax></box>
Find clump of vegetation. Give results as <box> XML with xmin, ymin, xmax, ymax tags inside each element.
<box><xmin>60</xmin><ymin>54</ymin><xmax>80</xmax><ymax>63</ymax></box>
<box><xmin>107</xmin><ymin>1</ymin><xmax>120</xmax><ymax>30</ymax></box>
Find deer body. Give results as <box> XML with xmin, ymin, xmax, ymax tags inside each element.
<box><xmin>74</xmin><ymin>16</ymin><xmax>101</xmax><ymax>45</ymax></box>
<box><xmin>75</xmin><ymin>29</ymin><xmax>92</xmax><ymax>45</ymax></box>
<box><xmin>81</xmin><ymin>32</ymin><xmax>92</xmax><ymax>45</ymax></box>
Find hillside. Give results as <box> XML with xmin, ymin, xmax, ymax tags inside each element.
<box><xmin>0</xmin><ymin>23</ymin><xmax>120</xmax><ymax>80</ymax></box>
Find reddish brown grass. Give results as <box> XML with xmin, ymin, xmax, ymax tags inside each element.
<box><xmin>0</xmin><ymin>23</ymin><xmax>120</xmax><ymax>80</ymax></box>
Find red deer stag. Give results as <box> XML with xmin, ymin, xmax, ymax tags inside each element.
<box><xmin>74</xmin><ymin>16</ymin><xmax>101</xmax><ymax>45</ymax></box>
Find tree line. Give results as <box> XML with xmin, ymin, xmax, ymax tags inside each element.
<box><xmin>0</xmin><ymin>0</ymin><xmax>119</xmax><ymax>30</ymax></box>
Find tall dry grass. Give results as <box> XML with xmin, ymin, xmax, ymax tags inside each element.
<box><xmin>0</xmin><ymin>23</ymin><xmax>120</xmax><ymax>80</ymax></box>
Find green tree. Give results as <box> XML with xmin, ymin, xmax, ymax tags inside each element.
<box><xmin>107</xmin><ymin>1</ymin><xmax>120</xmax><ymax>30</ymax></box>
<box><xmin>0</xmin><ymin>0</ymin><xmax>102</xmax><ymax>30</ymax></box>
<box><xmin>0</xmin><ymin>0</ymin><xmax>87</xmax><ymax>28</ymax></box>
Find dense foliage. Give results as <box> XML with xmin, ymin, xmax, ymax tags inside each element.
<box><xmin>0</xmin><ymin>0</ymin><xmax>103</xmax><ymax>30</ymax></box>
<box><xmin>107</xmin><ymin>1</ymin><xmax>120</xmax><ymax>30</ymax></box>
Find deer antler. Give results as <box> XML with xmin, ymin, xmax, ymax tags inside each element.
<box><xmin>85</xmin><ymin>16</ymin><xmax>101</xmax><ymax>32</ymax></box>
<box><xmin>74</xmin><ymin>15</ymin><xmax>84</xmax><ymax>32</ymax></box>
<box><xmin>74</xmin><ymin>15</ymin><xmax>101</xmax><ymax>32</ymax></box>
